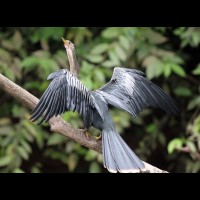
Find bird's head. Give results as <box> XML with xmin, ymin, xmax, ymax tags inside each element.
<box><xmin>62</xmin><ymin>38</ymin><xmax>74</xmax><ymax>50</ymax></box>
<box><xmin>62</xmin><ymin>38</ymin><xmax>79</xmax><ymax>77</ymax></box>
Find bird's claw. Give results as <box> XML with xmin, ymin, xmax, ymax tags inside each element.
<box><xmin>78</xmin><ymin>127</ymin><xmax>87</xmax><ymax>132</ymax></box>
<box><xmin>78</xmin><ymin>128</ymin><xmax>91</xmax><ymax>140</ymax></box>
<box><xmin>79</xmin><ymin>128</ymin><xmax>101</xmax><ymax>141</ymax></box>
<box><xmin>95</xmin><ymin>133</ymin><xmax>102</xmax><ymax>141</ymax></box>
<box><xmin>86</xmin><ymin>132</ymin><xmax>91</xmax><ymax>140</ymax></box>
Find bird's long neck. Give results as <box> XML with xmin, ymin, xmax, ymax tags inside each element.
<box><xmin>67</xmin><ymin>48</ymin><xmax>79</xmax><ymax>78</ymax></box>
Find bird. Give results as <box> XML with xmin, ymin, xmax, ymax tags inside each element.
<box><xmin>30</xmin><ymin>38</ymin><xmax>180</xmax><ymax>173</ymax></box>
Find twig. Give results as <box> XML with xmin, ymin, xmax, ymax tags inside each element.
<box><xmin>175</xmin><ymin>146</ymin><xmax>200</xmax><ymax>161</ymax></box>
<box><xmin>187</xmin><ymin>106</ymin><xmax>200</xmax><ymax>126</ymax></box>
<box><xmin>187</xmin><ymin>75</ymin><xmax>200</xmax><ymax>86</ymax></box>
<box><xmin>0</xmin><ymin>73</ymin><xmax>168</xmax><ymax>173</ymax></box>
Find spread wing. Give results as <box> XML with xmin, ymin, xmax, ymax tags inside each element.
<box><xmin>30</xmin><ymin>69</ymin><xmax>104</xmax><ymax>125</ymax></box>
<box><xmin>95</xmin><ymin>67</ymin><xmax>180</xmax><ymax>117</ymax></box>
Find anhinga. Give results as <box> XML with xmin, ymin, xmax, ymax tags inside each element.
<box><xmin>30</xmin><ymin>38</ymin><xmax>180</xmax><ymax>173</ymax></box>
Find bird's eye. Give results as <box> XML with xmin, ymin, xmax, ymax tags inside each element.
<box><xmin>69</xmin><ymin>42</ymin><xmax>71</xmax><ymax>44</ymax></box>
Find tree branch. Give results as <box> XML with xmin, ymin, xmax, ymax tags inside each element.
<box><xmin>0</xmin><ymin>73</ymin><xmax>168</xmax><ymax>173</ymax></box>
<box><xmin>175</xmin><ymin>146</ymin><xmax>200</xmax><ymax>161</ymax></box>
<box><xmin>187</xmin><ymin>75</ymin><xmax>200</xmax><ymax>86</ymax></box>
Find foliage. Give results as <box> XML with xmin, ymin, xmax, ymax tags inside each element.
<box><xmin>0</xmin><ymin>27</ymin><xmax>200</xmax><ymax>173</ymax></box>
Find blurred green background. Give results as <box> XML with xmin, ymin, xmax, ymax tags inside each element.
<box><xmin>0</xmin><ymin>27</ymin><xmax>200</xmax><ymax>173</ymax></box>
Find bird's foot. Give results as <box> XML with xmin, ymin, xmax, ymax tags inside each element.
<box><xmin>95</xmin><ymin>133</ymin><xmax>102</xmax><ymax>141</ymax></box>
<box><xmin>78</xmin><ymin>127</ymin><xmax>87</xmax><ymax>133</ymax></box>
<box><xmin>78</xmin><ymin>127</ymin><xmax>91</xmax><ymax>140</ymax></box>
<box><xmin>86</xmin><ymin>132</ymin><xmax>91</xmax><ymax>140</ymax></box>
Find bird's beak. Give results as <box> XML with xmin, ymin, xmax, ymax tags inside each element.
<box><xmin>62</xmin><ymin>37</ymin><xmax>69</xmax><ymax>45</ymax></box>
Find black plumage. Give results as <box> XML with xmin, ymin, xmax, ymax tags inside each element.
<box><xmin>30</xmin><ymin>67</ymin><xmax>180</xmax><ymax>173</ymax></box>
<box><xmin>30</xmin><ymin>40</ymin><xmax>180</xmax><ymax>173</ymax></box>
<box><xmin>96</xmin><ymin>67</ymin><xmax>180</xmax><ymax>118</ymax></box>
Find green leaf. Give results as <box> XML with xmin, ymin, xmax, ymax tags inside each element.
<box><xmin>164</xmin><ymin>63</ymin><xmax>172</xmax><ymax>78</ymax></box>
<box><xmin>13</xmin><ymin>168</ymin><xmax>25</xmax><ymax>173</ymax></box>
<box><xmin>23</xmin><ymin>121</ymin><xmax>38</xmax><ymax>137</ymax></box>
<box><xmin>194</xmin><ymin>121</ymin><xmax>200</xmax><ymax>133</ymax></box>
<box><xmin>47</xmin><ymin>133</ymin><xmax>67</xmax><ymax>146</ymax></box>
<box><xmin>142</xmin><ymin>56</ymin><xmax>157</xmax><ymax>68</ymax></box>
<box><xmin>146</xmin><ymin>124</ymin><xmax>157</xmax><ymax>133</ymax></box>
<box><xmin>4</xmin><ymin>67</ymin><xmax>16</xmax><ymax>81</ymax></box>
<box><xmin>119</xmin><ymin>36</ymin><xmax>130</xmax><ymax>51</ymax></box>
<box><xmin>0</xmin><ymin>118</ymin><xmax>11</xmax><ymax>126</ymax></box>
<box><xmin>53</xmin><ymin>50</ymin><xmax>68</xmax><ymax>69</ymax></box>
<box><xmin>77</xmin><ymin>148</ymin><xmax>87</xmax><ymax>155</ymax></box>
<box><xmin>89</xmin><ymin>162</ymin><xmax>101</xmax><ymax>173</ymax></box>
<box><xmin>12</xmin><ymin>30</ymin><xmax>23</xmax><ymax>50</ymax></box>
<box><xmin>30</xmin><ymin>31</ymin><xmax>40</xmax><ymax>44</ymax></box>
<box><xmin>192</xmin><ymin>32</ymin><xmax>200</xmax><ymax>47</ymax></box>
<box><xmin>94</xmin><ymin>69</ymin><xmax>105</xmax><ymax>82</ymax></box>
<box><xmin>146</xmin><ymin>59</ymin><xmax>164</xmax><ymax>80</ymax></box>
<box><xmin>85</xmin><ymin>55</ymin><xmax>104</xmax><ymax>63</ymax></box>
<box><xmin>90</xmin><ymin>43</ymin><xmax>109</xmax><ymax>54</ymax></box>
<box><xmin>131</xmin><ymin>117</ymin><xmax>144</xmax><ymax>126</ymax></box>
<box><xmin>21</xmin><ymin>56</ymin><xmax>38</xmax><ymax>68</ymax></box>
<box><xmin>0</xmin><ymin>155</ymin><xmax>13</xmax><ymax>167</ymax></box>
<box><xmin>101</xmin><ymin>60</ymin><xmax>118</xmax><ymax>68</ymax></box>
<box><xmin>79</xmin><ymin>60</ymin><xmax>94</xmax><ymax>76</ymax></box>
<box><xmin>174</xmin><ymin>87</ymin><xmax>192</xmax><ymax>97</ymax></box>
<box><xmin>0</xmin><ymin>48</ymin><xmax>11</xmax><ymax>61</ymax></box>
<box><xmin>168</xmin><ymin>138</ymin><xmax>183</xmax><ymax>154</ymax></box>
<box><xmin>187</xmin><ymin>96</ymin><xmax>200</xmax><ymax>110</ymax></box>
<box><xmin>168</xmin><ymin>55</ymin><xmax>184</xmax><ymax>65</ymax></box>
<box><xmin>66</xmin><ymin>141</ymin><xmax>75</xmax><ymax>154</ymax></box>
<box><xmin>38</xmin><ymin>58</ymin><xmax>59</xmax><ymax>75</ymax></box>
<box><xmin>115</xmin><ymin>45</ymin><xmax>127</xmax><ymax>62</ymax></box>
<box><xmin>192</xmin><ymin>65</ymin><xmax>200</xmax><ymax>75</ymax></box>
<box><xmin>32</xmin><ymin>50</ymin><xmax>50</xmax><ymax>58</ymax></box>
<box><xmin>187</xmin><ymin>141</ymin><xmax>197</xmax><ymax>152</ymax></box>
<box><xmin>2</xmin><ymin>136</ymin><xmax>13</xmax><ymax>147</ymax></box>
<box><xmin>20</xmin><ymin>140</ymin><xmax>32</xmax><ymax>153</ymax></box>
<box><xmin>21</xmin><ymin>129</ymin><xmax>34</xmax><ymax>142</ymax></box>
<box><xmin>192</xmin><ymin>162</ymin><xmax>200</xmax><ymax>173</ymax></box>
<box><xmin>108</xmin><ymin>51</ymin><xmax>120</xmax><ymax>65</ymax></box>
<box><xmin>44</xmin><ymin>148</ymin><xmax>68</xmax><ymax>165</ymax></box>
<box><xmin>158</xmin><ymin>133</ymin><xmax>166</xmax><ymax>146</ymax></box>
<box><xmin>24</xmin><ymin>81</ymin><xmax>41</xmax><ymax>90</ymax></box>
<box><xmin>97</xmin><ymin>154</ymin><xmax>103</xmax><ymax>164</ymax></box>
<box><xmin>1</xmin><ymin>40</ymin><xmax>15</xmax><ymax>51</ymax></box>
<box><xmin>85</xmin><ymin>149</ymin><xmax>99</xmax><ymax>161</ymax></box>
<box><xmin>171</xmin><ymin>64</ymin><xmax>186</xmax><ymax>77</ymax></box>
<box><xmin>68</xmin><ymin>153</ymin><xmax>79</xmax><ymax>172</ymax></box>
<box><xmin>17</xmin><ymin>146</ymin><xmax>29</xmax><ymax>160</ymax></box>
<box><xmin>173</xmin><ymin>27</ymin><xmax>186</xmax><ymax>36</ymax></box>
<box><xmin>31</xmin><ymin>167</ymin><xmax>41</xmax><ymax>173</ymax></box>
<box><xmin>12</xmin><ymin>154</ymin><xmax>22</xmax><ymax>169</ymax></box>
<box><xmin>102</xmin><ymin>27</ymin><xmax>119</xmax><ymax>39</ymax></box>
<box><xmin>143</xmin><ymin>28</ymin><xmax>168</xmax><ymax>44</ymax></box>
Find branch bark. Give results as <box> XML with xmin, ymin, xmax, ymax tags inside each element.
<box><xmin>0</xmin><ymin>73</ymin><xmax>168</xmax><ymax>173</ymax></box>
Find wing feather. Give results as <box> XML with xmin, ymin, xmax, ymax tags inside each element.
<box><xmin>55</xmin><ymin>89</ymin><xmax>62</xmax><ymax>117</ymax></box>
<box><xmin>30</xmin><ymin>90</ymin><xmax>53</xmax><ymax>121</ymax></box>
<box><xmin>45</xmin><ymin>90</ymin><xmax>59</xmax><ymax>122</ymax></box>
<box><xmin>37</xmin><ymin>91</ymin><xmax>56</xmax><ymax>125</ymax></box>
<box><xmin>30</xmin><ymin>69</ymin><xmax>104</xmax><ymax>125</ymax></box>
<box><xmin>96</xmin><ymin>67</ymin><xmax>180</xmax><ymax>117</ymax></box>
<box><xmin>30</xmin><ymin>88</ymin><xmax>50</xmax><ymax>115</ymax></box>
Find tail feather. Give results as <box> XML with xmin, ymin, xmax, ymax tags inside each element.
<box><xmin>103</xmin><ymin>133</ymin><xmax>117</xmax><ymax>173</ymax></box>
<box><xmin>102</xmin><ymin>129</ymin><xmax>146</xmax><ymax>173</ymax></box>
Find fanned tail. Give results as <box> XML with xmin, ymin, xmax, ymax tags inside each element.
<box><xmin>102</xmin><ymin>129</ymin><xmax>146</xmax><ymax>173</ymax></box>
